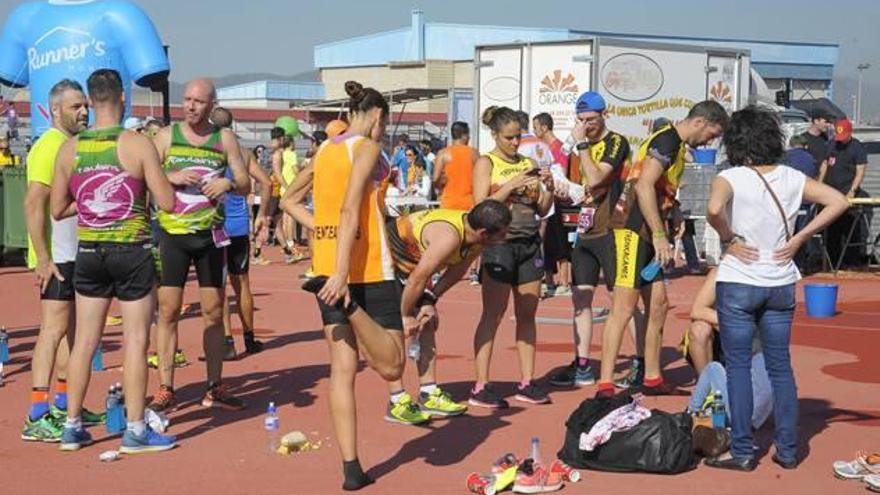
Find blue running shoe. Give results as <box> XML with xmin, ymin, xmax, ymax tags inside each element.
<box><xmin>119</xmin><ymin>427</ymin><xmax>177</xmax><ymax>454</ymax></box>
<box><xmin>59</xmin><ymin>427</ymin><xmax>93</xmax><ymax>451</ymax></box>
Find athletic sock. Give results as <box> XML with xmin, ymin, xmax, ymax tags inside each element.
<box><xmin>389</xmin><ymin>390</ymin><xmax>406</xmax><ymax>404</ymax></box>
<box><xmin>54</xmin><ymin>378</ymin><xmax>68</xmax><ymax>410</ymax></box>
<box><xmin>65</xmin><ymin>416</ymin><xmax>82</xmax><ymax>431</ymax></box>
<box><xmin>127</xmin><ymin>420</ymin><xmax>146</xmax><ymax>436</ymax></box>
<box><xmin>576</xmin><ymin>357</ymin><xmax>589</xmax><ymax>369</ymax></box>
<box><xmin>419</xmin><ymin>383</ymin><xmax>437</xmax><ymax>395</ymax></box>
<box><xmin>224</xmin><ymin>336</ymin><xmax>234</xmax><ymax>345</ymax></box>
<box><xmin>29</xmin><ymin>388</ymin><xmax>50</xmax><ymax>420</ymax></box>
<box><xmin>472</xmin><ymin>382</ymin><xmax>486</xmax><ymax>394</ymax></box>
<box><xmin>342</xmin><ymin>459</ymin><xmax>374</xmax><ymax>491</ymax></box>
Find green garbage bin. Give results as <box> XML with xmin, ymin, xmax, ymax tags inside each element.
<box><xmin>2</xmin><ymin>167</ymin><xmax>28</xmax><ymax>250</ymax></box>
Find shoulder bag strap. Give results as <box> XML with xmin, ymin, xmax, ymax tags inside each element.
<box><xmin>748</xmin><ymin>167</ymin><xmax>791</xmax><ymax>241</ymax></box>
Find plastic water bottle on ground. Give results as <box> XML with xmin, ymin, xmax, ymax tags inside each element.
<box><xmin>105</xmin><ymin>385</ymin><xmax>119</xmax><ymax>434</ymax></box>
<box><xmin>406</xmin><ymin>337</ymin><xmax>421</xmax><ymax>361</ymax></box>
<box><xmin>530</xmin><ymin>437</ymin><xmax>542</xmax><ymax>465</ymax></box>
<box><xmin>712</xmin><ymin>391</ymin><xmax>726</xmax><ymax>428</ymax></box>
<box><xmin>264</xmin><ymin>402</ymin><xmax>280</xmax><ymax>454</ymax></box>
<box><xmin>91</xmin><ymin>345</ymin><xmax>103</xmax><ymax>371</ymax></box>
<box><xmin>0</xmin><ymin>326</ymin><xmax>9</xmax><ymax>363</ymax></box>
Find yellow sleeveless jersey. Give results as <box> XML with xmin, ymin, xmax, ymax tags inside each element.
<box><xmin>312</xmin><ymin>135</ymin><xmax>394</xmax><ymax>284</ymax></box>
<box><xmin>610</xmin><ymin>125</ymin><xmax>686</xmax><ymax>239</ymax></box>
<box><xmin>388</xmin><ymin>208</ymin><xmax>476</xmax><ymax>277</ymax></box>
<box><xmin>487</xmin><ymin>152</ymin><xmax>539</xmax><ymax>239</ymax></box>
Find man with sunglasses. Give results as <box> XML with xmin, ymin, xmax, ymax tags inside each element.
<box><xmin>548</xmin><ymin>92</ymin><xmax>631</xmax><ymax>387</ymax></box>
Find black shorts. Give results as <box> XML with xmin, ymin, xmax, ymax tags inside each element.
<box><xmin>612</xmin><ymin>228</ymin><xmax>655</xmax><ymax>289</ymax></box>
<box><xmin>317</xmin><ymin>280</ymin><xmax>404</xmax><ymax>331</ymax></box>
<box><xmin>158</xmin><ymin>230</ymin><xmax>225</xmax><ymax>288</ymax></box>
<box><xmin>571</xmin><ymin>233</ymin><xmax>616</xmax><ymax>290</ymax></box>
<box><xmin>543</xmin><ymin>211</ymin><xmax>573</xmax><ymax>271</ymax></box>
<box><xmin>41</xmin><ymin>261</ymin><xmax>76</xmax><ymax>301</ymax></box>
<box><xmin>74</xmin><ymin>242</ymin><xmax>156</xmax><ymax>301</ymax></box>
<box><xmin>481</xmin><ymin>235</ymin><xmax>544</xmax><ymax>286</ymax></box>
<box><xmin>225</xmin><ymin>236</ymin><xmax>250</xmax><ymax>276</ymax></box>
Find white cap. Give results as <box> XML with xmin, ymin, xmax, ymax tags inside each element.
<box><xmin>123</xmin><ymin>117</ymin><xmax>142</xmax><ymax>130</ymax></box>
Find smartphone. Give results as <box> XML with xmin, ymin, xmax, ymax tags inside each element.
<box><xmin>525</xmin><ymin>167</ymin><xmax>541</xmax><ymax>177</ymax></box>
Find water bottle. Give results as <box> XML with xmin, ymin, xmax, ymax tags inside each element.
<box><xmin>91</xmin><ymin>345</ymin><xmax>104</xmax><ymax>371</ymax></box>
<box><xmin>0</xmin><ymin>326</ymin><xmax>9</xmax><ymax>363</ymax></box>
<box><xmin>105</xmin><ymin>386</ymin><xmax>120</xmax><ymax>434</ymax></box>
<box><xmin>407</xmin><ymin>337</ymin><xmax>421</xmax><ymax>361</ymax></box>
<box><xmin>712</xmin><ymin>391</ymin><xmax>726</xmax><ymax>428</ymax></box>
<box><xmin>264</xmin><ymin>402</ymin><xmax>280</xmax><ymax>454</ymax></box>
<box><xmin>640</xmin><ymin>259</ymin><xmax>662</xmax><ymax>282</ymax></box>
<box><xmin>530</xmin><ymin>437</ymin><xmax>542</xmax><ymax>465</ymax></box>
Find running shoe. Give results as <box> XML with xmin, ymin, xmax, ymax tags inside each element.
<box><xmin>554</xmin><ymin>285</ymin><xmax>572</xmax><ymax>297</ymax></box>
<box><xmin>147</xmin><ymin>385</ymin><xmax>178</xmax><ymax>413</ymax></box>
<box><xmin>512</xmin><ymin>459</ymin><xmax>563</xmax><ymax>494</ymax></box>
<box><xmin>59</xmin><ymin>427</ymin><xmax>93</xmax><ymax>451</ymax></box>
<box><xmin>514</xmin><ymin>382</ymin><xmax>551</xmax><ymax>405</ymax></box>
<box><xmin>548</xmin><ymin>361</ymin><xmax>596</xmax><ymax>387</ymax></box>
<box><xmin>299</xmin><ymin>267</ymin><xmax>316</xmax><ymax>280</ymax></box>
<box><xmin>468</xmin><ymin>272</ymin><xmax>480</xmax><ymax>286</ymax></box>
<box><xmin>21</xmin><ymin>413</ymin><xmax>63</xmax><ymax>442</ymax></box>
<box><xmin>147</xmin><ymin>350</ymin><xmax>189</xmax><ymax>369</ymax></box>
<box><xmin>865</xmin><ymin>474</ymin><xmax>880</xmax><ymax>492</ymax></box>
<box><xmin>639</xmin><ymin>381</ymin><xmax>688</xmax><ymax>396</ymax></box>
<box><xmin>384</xmin><ymin>392</ymin><xmax>431</xmax><ymax>425</ymax></box>
<box><xmin>468</xmin><ymin>384</ymin><xmax>509</xmax><ymax>409</ymax></box>
<box><xmin>251</xmin><ymin>256</ymin><xmax>270</xmax><ymax>266</ymax></box>
<box><xmin>418</xmin><ymin>388</ymin><xmax>467</xmax><ymax>417</ymax></box>
<box><xmin>614</xmin><ymin>358</ymin><xmax>644</xmax><ymax>389</ymax></box>
<box><xmin>244</xmin><ymin>334</ymin><xmax>264</xmax><ymax>354</ymax></box>
<box><xmin>174</xmin><ymin>349</ymin><xmax>189</xmax><ymax>367</ymax></box>
<box><xmin>202</xmin><ymin>383</ymin><xmax>246</xmax><ymax>410</ymax></box>
<box><xmin>119</xmin><ymin>427</ymin><xmax>177</xmax><ymax>454</ymax></box>
<box><xmin>834</xmin><ymin>452</ymin><xmax>880</xmax><ymax>480</ymax></box>
<box><xmin>51</xmin><ymin>405</ymin><xmax>106</xmax><ymax>426</ymax></box>
<box><xmin>223</xmin><ymin>339</ymin><xmax>238</xmax><ymax>361</ymax></box>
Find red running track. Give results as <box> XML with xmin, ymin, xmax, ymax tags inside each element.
<box><xmin>0</xmin><ymin>259</ymin><xmax>878</xmax><ymax>495</ymax></box>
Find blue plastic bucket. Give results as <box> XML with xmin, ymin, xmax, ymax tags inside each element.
<box><xmin>692</xmin><ymin>148</ymin><xmax>717</xmax><ymax>165</ymax></box>
<box><xmin>804</xmin><ymin>283</ymin><xmax>838</xmax><ymax>318</ymax></box>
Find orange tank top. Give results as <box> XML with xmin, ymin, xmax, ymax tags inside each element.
<box><xmin>439</xmin><ymin>144</ymin><xmax>475</xmax><ymax>210</ymax></box>
<box><xmin>312</xmin><ymin>134</ymin><xmax>394</xmax><ymax>284</ymax></box>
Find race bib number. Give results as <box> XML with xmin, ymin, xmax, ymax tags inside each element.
<box><xmin>576</xmin><ymin>207</ymin><xmax>596</xmax><ymax>234</ymax></box>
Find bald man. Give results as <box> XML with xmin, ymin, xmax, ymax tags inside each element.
<box><xmin>148</xmin><ymin>79</ymin><xmax>251</xmax><ymax>413</ymax></box>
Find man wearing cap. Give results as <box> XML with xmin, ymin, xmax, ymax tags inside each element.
<box><xmin>548</xmin><ymin>92</ymin><xmax>632</xmax><ymax>387</ymax></box>
<box><xmin>821</xmin><ymin>118</ymin><xmax>868</xmax><ymax>267</ymax></box>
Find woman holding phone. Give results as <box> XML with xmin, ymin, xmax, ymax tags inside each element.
<box><xmin>469</xmin><ymin>105</ymin><xmax>554</xmax><ymax>409</ymax></box>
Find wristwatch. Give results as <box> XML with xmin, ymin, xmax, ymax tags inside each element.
<box><xmin>721</xmin><ymin>234</ymin><xmax>745</xmax><ymax>249</ymax></box>
<box><xmin>575</xmin><ymin>141</ymin><xmax>590</xmax><ymax>151</ymax></box>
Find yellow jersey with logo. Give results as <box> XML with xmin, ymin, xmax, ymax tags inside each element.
<box><xmin>610</xmin><ymin>125</ymin><xmax>686</xmax><ymax>240</ymax></box>
<box><xmin>387</xmin><ymin>208</ymin><xmax>476</xmax><ymax>278</ymax></box>
<box><xmin>487</xmin><ymin>152</ymin><xmax>539</xmax><ymax>239</ymax></box>
<box><xmin>568</xmin><ymin>130</ymin><xmax>630</xmax><ymax>239</ymax></box>
<box><xmin>312</xmin><ymin>134</ymin><xmax>394</xmax><ymax>284</ymax></box>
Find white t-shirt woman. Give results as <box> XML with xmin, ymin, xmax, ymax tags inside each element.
<box><xmin>715</xmin><ymin>165</ymin><xmax>805</xmax><ymax>287</ymax></box>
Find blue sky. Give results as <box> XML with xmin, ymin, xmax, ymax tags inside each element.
<box><xmin>2</xmin><ymin>0</ymin><xmax>879</xmax><ymax>118</ymax></box>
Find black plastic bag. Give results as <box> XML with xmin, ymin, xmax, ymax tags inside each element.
<box><xmin>558</xmin><ymin>394</ymin><xmax>697</xmax><ymax>474</ymax></box>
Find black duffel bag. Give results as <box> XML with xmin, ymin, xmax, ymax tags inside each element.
<box><xmin>557</xmin><ymin>393</ymin><xmax>697</xmax><ymax>474</ymax></box>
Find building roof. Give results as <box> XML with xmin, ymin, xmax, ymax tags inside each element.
<box><xmin>314</xmin><ymin>10</ymin><xmax>838</xmax><ymax>81</ymax></box>
<box><xmin>216</xmin><ymin>80</ymin><xmax>325</xmax><ymax>102</ymax></box>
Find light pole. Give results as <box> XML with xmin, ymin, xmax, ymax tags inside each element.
<box><xmin>857</xmin><ymin>63</ymin><xmax>870</xmax><ymax>124</ymax></box>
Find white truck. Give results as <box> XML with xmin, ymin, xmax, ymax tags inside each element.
<box><xmin>473</xmin><ymin>37</ymin><xmax>750</xmax><ymax>152</ymax></box>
